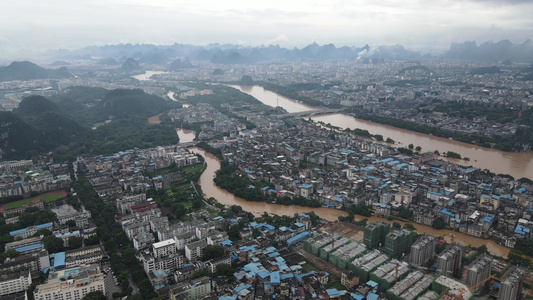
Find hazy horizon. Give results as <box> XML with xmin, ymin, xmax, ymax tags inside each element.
<box><xmin>1</xmin><ymin>0</ymin><xmax>532</xmax><ymax>59</ymax></box>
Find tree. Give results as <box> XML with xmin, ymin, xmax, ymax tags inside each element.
<box><xmin>415</xmin><ymin>146</ymin><xmax>422</xmax><ymax>151</ymax></box>
<box><xmin>397</xmin><ymin>147</ymin><xmax>414</xmax><ymax>156</ymax></box>
<box><xmin>477</xmin><ymin>245</ymin><xmax>488</xmax><ymax>255</ymax></box>
<box><xmin>42</xmin><ymin>235</ymin><xmax>64</xmax><ymax>253</ymax></box>
<box><xmin>403</xmin><ymin>223</ymin><xmax>416</xmax><ymax>231</ymax></box>
<box><xmin>306</xmin><ymin>211</ymin><xmax>321</xmax><ymax>226</ymax></box>
<box><xmin>519</xmin><ymin>177</ymin><xmax>533</xmax><ymax>185</ymax></box>
<box><xmin>434</xmin><ymin>150</ymin><xmax>440</xmax><ymax>156</ymax></box>
<box><xmin>240</xmin><ymin>75</ymin><xmax>254</xmax><ymax>85</ymax></box>
<box><xmin>191</xmin><ymin>270</ymin><xmax>208</xmax><ymax>279</ymax></box>
<box><xmin>81</xmin><ymin>291</ymin><xmax>106</xmax><ymax>300</ymax></box>
<box><xmin>67</xmin><ymin>236</ymin><xmax>83</xmax><ymax>249</ymax></box>
<box><xmin>432</xmin><ymin>217</ymin><xmax>446</xmax><ymax>230</ymax></box>
<box><xmin>214</xmin><ymin>264</ymin><xmax>236</xmax><ymax>277</ymax></box>
<box><xmin>201</xmin><ymin>245</ymin><xmax>225</xmax><ymax>261</ymax></box>
<box><xmin>446</xmin><ymin>151</ymin><xmax>461</xmax><ymax>159</ymax></box>
<box><xmin>65</xmin><ymin>220</ymin><xmax>76</xmax><ymax>227</ymax></box>
<box><xmin>172</xmin><ymin>203</ymin><xmax>186</xmax><ymax>218</ymax></box>
<box><xmin>398</xmin><ymin>207</ymin><xmax>413</xmax><ymax>220</ymax></box>
<box><xmin>347</xmin><ymin>204</ymin><xmax>372</xmax><ymax>217</ymax></box>
<box><xmin>85</xmin><ymin>235</ymin><xmax>100</xmax><ymax>246</ymax></box>
<box><xmin>228</xmin><ymin>225</ymin><xmax>241</xmax><ymax>241</ymax></box>
<box><xmin>0</xmin><ymin>249</ymin><xmax>20</xmax><ymax>263</ymax></box>
<box><xmin>408</xmin><ymin>144</ymin><xmax>414</xmax><ymax>150</ymax></box>
<box><xmin>192</xmin><ymin>199</ymin><xmax>203</xmax><ymax>210</ymax></box>
<box><xmin>392</xmin><ymin>222</ymin><xmax>402</xmax><ymax>230</ymax></box>
<box><xmin>33</xmin><ymin>229</ymin><xmax>52</xmax><ymax>237</ymax></box>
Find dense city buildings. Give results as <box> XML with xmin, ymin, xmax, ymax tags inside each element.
<box><xmin>1</xmin><ymin>53</ymin><xmax>533</xmax><ymax>299</ymax></box>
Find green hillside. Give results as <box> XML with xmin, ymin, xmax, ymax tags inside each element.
<box><xmin>96</xmin><ymin>89</ymin><xmax>176</xmax><ymax>120</ymax></box>
<box><xmin>51</xmin><ymin>87</ymin><xmax>178</xmax><ymax>126</ymax></box>
<box><xmin>17</xmin><ymin>95</ymin><xmax>58</xmax><ymax>116</ymax></box>
<box><xmin>0</xmin><ymin>61</ymin><xmax>73</xmax><ymax>81</ymax></box>
<box><xmin>0</xmin><ymin>112</ymin><xmax>49</xmax><ymax>159</ymax></box>
<box><xmin>1</xmin><ymin>89</ymin><xmax>179</xmax><ymax>160</ymax></box>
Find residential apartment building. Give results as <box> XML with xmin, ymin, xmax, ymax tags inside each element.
<box><xmin>153</xmin><ymin>239</ymin><xmax>176</xmax><ymax>258</ymax></box>
<box><xmin>363</xmin><ymin>221</ymin><xmax>390</xmax><ymax>249</ymax></box>
<box><xmin>185</xmin><ymin>240</ymin><xmax>208</xmax><ymax>261</ymax></box>
<box><xmin>466</xmin><ymin>255</ymin><xmax>492</xmax><ymax>293</ymax></box>
<box><xmin>0</xmin><ymin>270</ymin><xmax>32</xmax><ymax>297</ymax></box>
<box><xmin>410</xmin><ymin>235</ymin><xmax>436</xmax><ymax>266</ymax></box>
<box><xmin>170</xmin><ymin>276</ymin><xmax>211</xmax><ymax>300</ymax></box>
<box><xmin>9</xmin><ymin>222</ymin><xmax>53</xmax><ymax>239</ymax></box>
<box><xmin>383</xmin><ymin>229</ymin><xmax>417</xmax><ymax>259</ymax></box>
<box><xmin>33</xmin><ymin>264</ymin><xmax>106</xmax><ymax>300</ymax></box>
<box><xmin>437</xmin><ymin>243</ymin><xmax>463</xmax><ymax>277</ymax></box>
<box><xmin>498</xmin><ymin>266</ymin><xmax>526</xmax><ymax>300</ymax></box>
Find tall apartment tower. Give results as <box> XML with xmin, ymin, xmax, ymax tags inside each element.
<box><xmin>436</xmin><ymin>243</ymin><xmax>463</xmax><ymax>277</ymax></box>
<box><xmin>466</xmin><ymin>254</ymin><xmax>492</xmax><ymax>293</ymax></box>
<box><xmin>363</xmin><ymin>221</ymin><xmax>390</xmax><ymax>249</ymax></box>
<box><xmin>410</xmin><ymin>235</ymin><xmax>436</xmax><ymax>266</ymax></box>
<box><xmin>498</xmin><ymin>266</ymin><xmax>526</xmax><ymax>300</ymax></box>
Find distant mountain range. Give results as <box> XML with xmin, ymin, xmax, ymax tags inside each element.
<box><xmin>40</xmin><ymin>40</ymin><xmax>533</xmax><ymax>64</ymax></box>
<box><xmin>0</xmin><ymin>61</ymin><xmax>72</xmax><ymax>82</ymax></box>
<box><xmin>45</xmin><ymin>42</ymin><xmax>424</xmax><ymax>64</ymax></box>
<box><xmin>444</xmin><ymin>40</ymin><xmax>533</xmax><ymax>62</ymax></box>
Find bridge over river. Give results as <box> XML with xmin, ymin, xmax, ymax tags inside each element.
<box><xmin>275</xmin><ymin>108</ymin><xmax>343</xmax><ymax>118</ymax></box>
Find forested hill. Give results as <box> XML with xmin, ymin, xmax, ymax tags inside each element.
<box><xmin>0</xmin><ymin>111</ymin><xmax>49</xmax><ymax>159</ymax></box>
<box><xmin>0</xmin><ymin>61</ymin><xmax>72</xmax><ymax>81</ymax></box>
<box><xmin>17</xmin><ymin>95</ymin><xmax>59</xmax><ymax>116</ymax></box>
<box><xmin>50</xmin><ymin>87</ymin><xmax>179</xmax><ymax>126</ymax></box>
<box><xmin>96</xmin><ymin>89</ymin><xmax>177</xmax><ymax>120</ymax></box>
<box><xmin>14</xmin><ymin>95</ymin><xmax>87</xmax><ymax>146</ymax></box>
<box><xmin>0</xmin><ymin>89</ymin><xmax>180</xmax><ymax>160</ymax></box>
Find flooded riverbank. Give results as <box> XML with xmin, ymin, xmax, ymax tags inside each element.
<box><xmin>190</xmin><ymin>147</ymin><xmax>510</xmax><ymax>257</ymax></box>
<box><xmin>228</xmin><ymin>84</ymin><xmax>532</xmax><ymax>180</ymax></box>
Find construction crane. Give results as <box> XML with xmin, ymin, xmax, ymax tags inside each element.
<box><xmin>454</xmin><ymin>275</ymin><xmax>495</xmax><ymax>299</ymax></box>
<box><xmin>390</xmin><ymin>261</ymin><xmax>400</xmax><ymax>283</ymax></box>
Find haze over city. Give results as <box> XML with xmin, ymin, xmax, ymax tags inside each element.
<box><xmin>2</xmin><ymin>0</ymin><xmax>533</xmax><ymax>299</ymax></box>
<box><xmin>1</xmin><ymin>0</ymin><xmax>533</xmax><ymax>57</ymax></box>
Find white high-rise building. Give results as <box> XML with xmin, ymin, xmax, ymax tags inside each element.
<box><xmin>498</xmin><ymin>266</ymin><xmax>526</xmax><ymax>300</ymax></box>
<box><xmin>436</xmin><ymin>243</ymin><xmax>463</xmax><ymax>277</ymax></box>
<box><xmin>410</xmin><ymin>235</ymin><xmax>435</xmax><ymax>266</ymax></box>
<box><xmin>152</xmin><ymin>238</ymin><xmax>176</xmax><ymax>258</ymax></box>
<box><xmin>33</xmin><ymin>264</ymin><xmax>106</xmax><ymax>300</ymax></box>
<box><xmin>0</xmin><ymin>270</ymin><xmax>32</xmax><ymax>297</ymax></box>
<box><xmin>466</xmin><ymin>255</ymin><xmax>492</xmax><ymax>293</ymax></box>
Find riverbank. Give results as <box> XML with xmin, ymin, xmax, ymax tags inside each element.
<box><xmin>348</xmin><ymin>111</ymin><xmax>520</xmax><ymax>153</ymax></box>
<box><xmin>189</xmin><ymin>147</ymin><xmax>349</xmax><ymax>221</ymax></box>
<box><xmin>229</xmin><ymin>84</ymin><xmax>532</xmax><ymax>179</ymax></box>
<box><xmin>190</xmin><ymin>145</ymin><xmax>510</xmax><ymax>257</ymax></box>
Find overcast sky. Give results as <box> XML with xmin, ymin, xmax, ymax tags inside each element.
<box><xmin>1</xmin><ymin>0</ymin><xmax>532</xmax><ymax>54</ymax></box>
